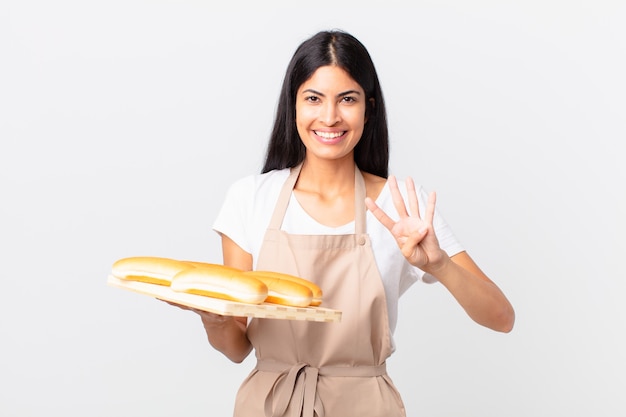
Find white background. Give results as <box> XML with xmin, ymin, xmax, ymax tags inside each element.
<box><xmin>1</xmin><ymin>1</ymin><xmax>625</xmax><ymax>416</ymax></box>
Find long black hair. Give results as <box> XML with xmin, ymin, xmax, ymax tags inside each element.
<box><xmin>261</xmin><ymin>30</ymin><xmax>389</xmax><ymax>178</ymax></box>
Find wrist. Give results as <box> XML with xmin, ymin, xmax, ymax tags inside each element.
<box><xmin>200</xmin><ymin>312</ymin><xmax>231</xmax><ymax>330</ymax></box>
<box><xmin>421</xmin><ymin>250</ymin><xmax>452</xmax><ymax>277</ymax></box>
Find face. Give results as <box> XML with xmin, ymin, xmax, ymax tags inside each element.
<box><xmin>295</xmin><ymin>65</ymin><xmax>368</xmax><ymax>164</ymax></box>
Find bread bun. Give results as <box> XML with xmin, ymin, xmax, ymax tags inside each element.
<box><xmin>181</xmin><ymin>260</ymin><xmax>238</xmax><ymax>270</ymax></box>
<box><xmin>244</xmin><ymin>271</ymin><xmax>323</xmax><ymax>306</ymax></box>
<box><xmin>171</xmin><ymin>264</ymin><xmax>268</xmax><ymax>305</ymax></box>
<box><xmin>246</xmin><ymin>272</ymin><xmax>313</xmax><ymax>307</ymax></box>
<box><xmin>112</xmin><ymin>256</ymin><xmax>193</xmax><ymax>286</ymax></box>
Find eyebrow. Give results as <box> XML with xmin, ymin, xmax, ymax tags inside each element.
<box><xmin>302</xmin><ymin>88</ymin><xmax>362</xmax><ymax>98</ymax></box>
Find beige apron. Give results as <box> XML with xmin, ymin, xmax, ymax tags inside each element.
<box><xmin>233</xmin><ymin>164</ymin><xmax>406</xmax><ymax>417</ymax></box>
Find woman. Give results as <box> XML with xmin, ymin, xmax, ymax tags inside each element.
<box><xmin>202</xmin><ymin>30</ymin><xmax>514</xmax><ymax>417</ymax></box>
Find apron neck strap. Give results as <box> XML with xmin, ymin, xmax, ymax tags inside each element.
<box><xmin>268</xmin><ymin>163</ymin><xmax>367</xmax><ymax>235</ymax></box>
<box><xmin>354</xmin><ymin>165</ymin><xmax>367</xmax><ymax>235</ymax></box>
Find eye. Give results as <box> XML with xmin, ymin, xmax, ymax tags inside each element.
<box><xmin>305</xmin><ymin>95</ymin><xmax>320</xmax><ymax>103</ymax></box>
<box><xmin>341</xmin><ymin>96</ymin><xmax>357</xmax><ymax>103</ymax></box>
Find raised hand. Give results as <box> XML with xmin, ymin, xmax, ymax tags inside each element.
<box><xmin>365</xmin><ymin>175</ymin><xmax>448</xmax><ymax>272</ymax></box>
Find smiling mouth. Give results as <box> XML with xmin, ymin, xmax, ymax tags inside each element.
<box><xmin>315</xmin><ymin>131</ymin><xmax>346</xmax><ymax>139</ymax></box>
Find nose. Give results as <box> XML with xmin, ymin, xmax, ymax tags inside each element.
<box><xmin>320</xmin><ymin>102</ymin><xmax>341</xmax><ymax>126</ymax></box>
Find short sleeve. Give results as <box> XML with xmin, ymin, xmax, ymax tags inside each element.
<box><xmin>212</xmin><ymin>175</ymin><xmax>256</xmax><ymax>254</ymax></box>
<box><xmin>211</xmin><ymin>169</ymin><xmax>290</xmax><ymax>263</ymax></box>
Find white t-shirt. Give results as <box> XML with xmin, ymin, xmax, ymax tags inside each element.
<box><xmin>212</xmin><ymin>168</ymin><xmax>464</xmax><ymax>346</ymax></box>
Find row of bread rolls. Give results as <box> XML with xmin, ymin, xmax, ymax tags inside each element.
<box><xmin>111</xmin><ymin>256</ymin><xmax>322</xmax><ymax>307</ymax></box>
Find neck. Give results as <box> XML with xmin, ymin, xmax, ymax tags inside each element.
<box><xmin>296</xmin><ymin>157</ymin><xmax>355</xmax><ymax>195</ymax></box>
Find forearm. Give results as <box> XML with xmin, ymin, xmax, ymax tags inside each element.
<box><xmin>204</xmin><ymin>235</ymin><xmax>254</xmax><ymax>362</ymax></box>
<box><xmin>426</xmin><ymin>252</ymin><xmax>515</xmax><ymax>333</ymax></box>
<box><xmin>201</xmin><ymin>315</ymin><xmax>253</xmax><ymax>363</ymax></box>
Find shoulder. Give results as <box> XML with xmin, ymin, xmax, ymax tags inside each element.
<box><xmin>362</xmin><ymin>171</ymin><xmax>388</xmax><ymax>202</ymax></box>
<box><xmin>213</xmin><ymin>168</ymin><xmax>292</xmax><ymax>251</ymax></box>
<box><xmin>362</xmin><ymin>171</ymin><xmax>429</xmax><ymax>205</ymax></box>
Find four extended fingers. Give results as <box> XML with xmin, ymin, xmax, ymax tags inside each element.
<box><xmin>366</xmin><ymin>175</ymin><xmax>437</xmax><ymax>233</ymax></box>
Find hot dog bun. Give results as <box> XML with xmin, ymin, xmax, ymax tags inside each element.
<box><xmin>112</xmin><ymin>256</ymin><xmax>193</xmax><ymax>286</ymax></box>
<box><xmin>244</xmin><ymin>271</ymin><xmax>323</xmax><ymax>306</ymax></box>
<box><xmin>171</xmin><ymin>264</ymin><xmax>268</xmax><ymax>305</ymax></box>
<box><xmin>182</xmin><ymin>260</ymin><xmax>239</xmax><ymax>270</ymax></box>
<box><xmin>246</xmin><ymin>273</ymin><xmax>313</xmax><ymax>307</ymax></box>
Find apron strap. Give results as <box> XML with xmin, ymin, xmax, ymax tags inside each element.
<box><xmin>257</xmin><ymin>360</ymin><xmax>387</xmax><ymax>417</ymax></box>
<box><xmin>268</xmin><ymin>163</ymin><xmax>368</xmax><ymax>235</ymax></box>
<box><xmin>267</xmin><ymin>163</ymin><xmax>303</xmax><ymax>230</ymax></box>
<box><xmin>354</xmin><ymin>165</ymin><xmax>366</xmax><ymax>235</ymax></box>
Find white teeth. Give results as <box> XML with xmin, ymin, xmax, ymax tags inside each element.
<box><xmin>315</xmin><ymin>131</ymin><xmax>344</xmax><ymax>139</ymax></box>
